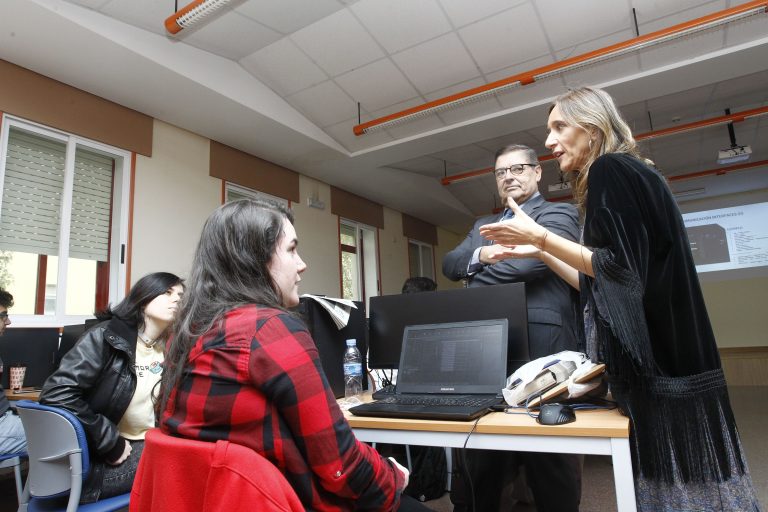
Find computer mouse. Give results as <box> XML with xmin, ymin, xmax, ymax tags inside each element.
<box><xmin>537</xmin><ymin>403</ymin><xmax>576</xmax><ymax>425</ymax></box>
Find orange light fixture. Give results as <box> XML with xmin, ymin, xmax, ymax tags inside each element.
<box><xmin>441</xmin><ymin>105</ymin><xmax>768</xmax><ymax>186</ymax></box>
<box><xmin>164</xmin><ymin>0</ymin><xmax>233</xmax><ymax>35</ymax></box>
<box><xmin>354</xmin><ymin>0</ymin><xmax>768</xmax><ymax>136</ymax></box>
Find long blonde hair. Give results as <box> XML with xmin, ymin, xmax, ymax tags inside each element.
<box><xmin>553</xmin><ymin>87</ymin><xmax>647</xmax><ymax>211</ymax></box>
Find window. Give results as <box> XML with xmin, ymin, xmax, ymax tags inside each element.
<box><xmin>224</xmin><ymin>182</ymin><xmax>288</xmax><ymax>207</ymax></box>
<box><xmin>0</xmin><ymin>116</ymin><xmax>130</xmax><ymax>326</ymax></box>
<box><xmin>408</xmin><ymin>239</ymin><xmax>434</xmax><ymax>279</ymax></box>
<box><xmin>340</xmin><ymin>220</ymin><xmax>378</xmax><ymax>308</ymax></box>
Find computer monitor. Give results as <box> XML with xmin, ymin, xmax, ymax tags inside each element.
<box><xmin>367</xmin><ymin>282</ymin><xmax>529</xmax><ymax>374</ymax></box>
<box><xmin>0</xmin><ymin>327</ymin><xmax>59</xmax><ymax>388</ymax></box>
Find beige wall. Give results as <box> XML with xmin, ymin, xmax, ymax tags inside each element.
<box><xmin>435</xmin><ymin>227</ymin><xmax>465</xmax><ymax>291</ymax></box>
<box><xmin>294</xmin><ymin>176</ymin><xmax>341</xmax><ymax>297</ymax></box>
<box><xmin>701</xmin><ymin>278</ymin><xmax>767</xmax><ymax>348</ymax></box>
<box><xmin>131</xmin><ymin>121</ymin><xmax>220</xmax><ymax>282</ymax></box>
<box><xmin>378</xmin><ymin>207</ymin><xmax>410</xmax><ymax>296</ymax></box>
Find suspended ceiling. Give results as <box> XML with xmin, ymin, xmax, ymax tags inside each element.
<box><xmin>1</xmin><ymin>0</ymin><xmax>767</xmax><ymax>233</ymax></box>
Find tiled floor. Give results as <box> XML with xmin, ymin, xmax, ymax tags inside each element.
<box><xmin>1</xmin><ymin>386</ymin><xmax>765</xmax><ymax>511</ymax></box>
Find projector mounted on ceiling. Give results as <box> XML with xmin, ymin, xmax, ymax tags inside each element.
<box><xmin>717</xmin><ymin>145</ymin><xmax>752</xmax><ymax>165</ymax></box>
<box><xmin>717</xmin><ymin>107</ymin><xmax>753</xmax><ymax>165</ymax></box>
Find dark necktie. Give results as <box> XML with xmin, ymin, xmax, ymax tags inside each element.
<box><xmin>500</xmin><ymin>208</ymin><xmax>514</xmax><ymax>221</ymax></box>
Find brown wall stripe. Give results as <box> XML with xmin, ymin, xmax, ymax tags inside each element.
<box><xmin>209</xmin><ymin>141</ymin><xmax>299</xmax><ymax>202</ymax></box>
<box><xmin>330</xmin><ymin>186</ymin><xmax>384</xmax><ymax>229</ymax></box>
<box><xmin>402</xmin><ymin>213</ymin><xmax>437</xmax><ymax>245</ymax></box>
<box><xmin>0</xmin><ymin>59</ymin><xmax>153</xmax><ymax>156</ymax></box>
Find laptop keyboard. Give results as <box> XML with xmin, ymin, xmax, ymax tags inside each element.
<box><xmin>378</xmin><ymin>395</ymin><xmax>499</xmax><ymax>407</ymax></box>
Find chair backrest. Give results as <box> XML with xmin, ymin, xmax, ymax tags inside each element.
<box><xmin>131</xmin><ymin>429</ymin><xmax>304</xmax><ymax>512</ymax></box>
<box><xmin>15</xmin><ymin>400</ymin><xmax>90</xmax><ymax>497</ymax></box>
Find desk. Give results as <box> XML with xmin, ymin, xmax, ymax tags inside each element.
<box><xmin>4</xmin><ymin>388</ymin><xmax>40</xmax><ymax>401</ymax></box>
<box><xmin>346</xmin><ymin>404</ymin><xmax>636</xmax><ymax>512</ymax></box>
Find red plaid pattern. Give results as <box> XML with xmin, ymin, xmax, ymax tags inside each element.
<box><xmin>161</xmin><ymin>305</ymin><xmax>405</xmax><ymax>511</ymax></box>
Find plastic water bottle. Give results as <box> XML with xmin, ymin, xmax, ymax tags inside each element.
<box><xmin>343</xmin><ymin>339</ymin><xmax>363</xmax><ymax>398</ymax></box>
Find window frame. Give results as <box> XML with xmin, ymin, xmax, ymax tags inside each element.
<box><xmin>0</xmin><ymin>115</ymin><xmax>131</xmax><ymax>327</ymax></box>
<box><xmin>224</xmin><ymin>182</ymin><xmax>288</xmax><ymax>207</ymax></box>
<box><xmin>339</xmin><ymin>218</ymin><xmax>379</xmax><ymax>309</ymax></box>
<box><xmin>407</xmin><ymin>238</ymin><xmax>435</xmax><ymax>279</ymax></box>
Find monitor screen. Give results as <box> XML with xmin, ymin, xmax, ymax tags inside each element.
<box><xmin>368</xmin><ymin>282</ymin><xmax>528</xmax><ymax>374</ymax></box>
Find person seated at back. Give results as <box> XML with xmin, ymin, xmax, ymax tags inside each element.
<box><xmin>401</xmin><ymin>277</ymin><xmax>437</xmax><ymax>294</ymax></box>
<box><xmin>159</xmin><ymin>199</ymin><xmax>429</xmax><ymax>511</ymax></box>
<box><xmin>0</xmin><ymin>289</ymin><xmax>27</xmax><ymax>456</ymax></box>
<box><xmin>40</xmin><ymin>272</ymin><xmax>184</xmax><ymax>503</ymax></box>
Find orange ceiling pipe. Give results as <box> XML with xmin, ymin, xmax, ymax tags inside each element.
<box><xmin>441</xmin><ymin>105</ymin><xmax>768</xmax><ymax>185</ymax></box>
<box><xmin>164</xmin><ymin>0</ymin><xmax>233</xmax><ymax>35</ymax></box>
<box><xmin>539</xmin><ymin>159</ymin><xmax>768</xmax><ymax>203</ymax></box>
<box><xmin>354</xmin><ymin>0</ymin><xmax>768</xmax><ymax>136</ymax></box>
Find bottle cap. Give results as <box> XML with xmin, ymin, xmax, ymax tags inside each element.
<box><xmin>345</xmin><ymin>339</ymin><xmax>356</xmax><ymax>347</ymax></box>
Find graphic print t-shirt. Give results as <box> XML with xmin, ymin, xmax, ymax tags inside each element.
<box><xmin>118</xmin><ymin>340</ymin><xmax>163</xmax><ymax>440</ymax></box>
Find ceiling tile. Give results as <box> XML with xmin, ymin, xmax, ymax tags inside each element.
<box><xmin>240</xmin><ymin>38</ymin><xmax>327</xmax><ymax>96</ymax></box>
<box><xmin>554</xmin><ymin>28</ymin><xmax>636</xmax><ymax>62</ymax></box>
<box><xmin>236</xmin><ymin>0</ymin><xmax>345</xmax><ymax>34</ymax></box>
<box><xmin>632</xmin><ymin>0</ymin><xmax>726</xmax><ymax>32</ymax></box>
<box><xmin>431</xmin><ymin>143</ymin><xmax>495</xmax><ymax>168</ymax></box>
<box><xmin>181</xmin><ymin>12</ymin><xmax>283</xmax><ymax>60</ymax></box>
<box><xmin>536</xmin><ymin>0</ymin><xmax>631</xmax><ymax>52</ymax></box>
<box><xmin>484</xmin><ymin>54</ymin><xmax>556</xmax><ymax>87</ymax></box>
<box><xmin>292</xmin><ymin>8</ymin><xmax>385</xmax><ymax>77</ymax></box>
<box><xmin>335</xmin><ymin>58</ymin><xmax>419</xmax><ymax>112</ymax></box>
<box><xmin>100</xmin><ymin>0</ymin><xmax>176</xmax><ymax>35</ymax></box>
<box><xmin>439</xmin><ymin>0</ymin><xmax>525</xmax><ymax>28</ymax></box>
<box><xmin>391</xmin><ymin>32</ymin><xmax>479</xmax><ymax>94</ymax></box>
<box><xmin>351</xmin><ymin>0</ymin><xmax>452</xmax><ymax>54</ymax></box>
<box><xmin>459</xmin><ymin>3</ymin><xmax>549</xmax><ymax>75</ymax></box>
<box><xmin>288</xmin><ymin>80</ymin><xmax>358</xmax><ymax>127</ymax></box>
<box><xmin>68</xmin><ymin>0</ymin><xmax>111</xmax><ymax>8</ymax></box>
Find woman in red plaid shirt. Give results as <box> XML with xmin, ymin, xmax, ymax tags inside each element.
<box><xmin>159</xmin><ymin>199</ymin><xmax>429</xmax><ymax>511</ymax></box>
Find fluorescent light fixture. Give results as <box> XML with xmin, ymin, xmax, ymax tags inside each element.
<box><xmin>164</xmin><ymin>0</ymin><xmax>233</xmax><ymax>35</ymax></box>
<box><xmin>674</xmin><ymin>187</ymin><xmax>706</xmax><ymax>198</ymax></box>
<box><xmin>717</xmin><ymin>145</ymin><xmax>752</xmax><ymax>165</ymax></box>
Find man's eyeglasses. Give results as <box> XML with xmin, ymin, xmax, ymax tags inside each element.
<box><xmin>493</xmin><ymin>163</ymin><xmax>538</xmax><ymax>179</ymax></box>
<box><xmin>0</xmin><ymin>312</ymin><xmax>8</xmax><ymax>320</ymax></box>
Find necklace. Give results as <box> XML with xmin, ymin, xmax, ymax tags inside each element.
<box><xmin>138</xmin><ymin>331</ymin><xmax>159</xmax><ymax>349</ymax></box>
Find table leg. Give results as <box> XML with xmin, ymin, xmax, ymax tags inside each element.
<box><xmin>611</xmin><ymin>437</ymin><xmax>637</xmax><ymax>512</ymax></box>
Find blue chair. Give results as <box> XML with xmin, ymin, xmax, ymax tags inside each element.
<box><xmin>0</xmin><ymin>450</ymin><xmax>26</xmax><ymax>504</ymax></box>
<box><xmin>14</xmin><ymin>400</ymin><xmax>130</xmax><ymax>512</ymax></box>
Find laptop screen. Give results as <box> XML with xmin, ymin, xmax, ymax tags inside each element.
<box><xmin>396</xmin><ymin>319</ymin><xmax>508</xmax><ymax>395</ymax></box>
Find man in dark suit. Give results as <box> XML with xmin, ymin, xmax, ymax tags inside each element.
<box><xmin>443</xmin><ymin>144</ymin><xmax>581</xmax><ymax>512</ymax></box>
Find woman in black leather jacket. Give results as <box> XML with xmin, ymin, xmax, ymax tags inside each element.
<box><xmin>41</xmin><ymin>272</ymin><xmax>183</xmax><ymax>503</ymax></box>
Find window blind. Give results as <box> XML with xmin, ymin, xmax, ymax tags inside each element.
<box><xmin>0</xmin><ymin>127</ymin><xmax>66</xmax><ymax>255</ymax></box>
<box><xmin>70</xmin><ymin>148</ymin><xmax>113</xmax><ymax>261</ymax></box>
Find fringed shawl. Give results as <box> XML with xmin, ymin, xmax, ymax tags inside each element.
<box><xmin>580</xmin><ymin>153</ymin><xmax>745</xmax><ymax>484</ymax></box>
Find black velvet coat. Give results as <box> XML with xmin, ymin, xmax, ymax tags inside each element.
<box><xmin>580</xmin><ymin>153</ymin><xmax>744</xmax><ymax>484</ymax></box>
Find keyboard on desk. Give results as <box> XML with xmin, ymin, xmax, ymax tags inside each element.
<box><xmin>350</xmin><ymin>394</ymin><xmax>502</xmax><ymax>421</ymax></box>
<box><xmin>376</xmin><ymin>395</ymin><xmax>500</xmax><ymax>408</ymax></box>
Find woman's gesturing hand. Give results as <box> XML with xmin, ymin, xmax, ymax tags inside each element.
<box><xmin>479</xmin><ymin>196</ymin><xmax>549</xmax><ymax>249</ymax></box>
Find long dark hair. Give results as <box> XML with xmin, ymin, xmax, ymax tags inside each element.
<box><xmin>159</xmin><ymin>199</ymin><xmax>294</xmax><ymax>413</ymax></box>
<box><xmin>100</xmin><ymin>272</ymin><xmax>183</xmax><ymax>332</ymax></box>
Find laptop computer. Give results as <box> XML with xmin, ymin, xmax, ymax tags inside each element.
<box><xmin>349</xmin><ymin>318</ymin><xmax>508</xmax><ymax>421</ymax></box>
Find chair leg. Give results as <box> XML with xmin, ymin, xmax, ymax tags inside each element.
<box><xmin>12</xmin><ymin>461</ymin><xmax>23</xmax><ymax>503</ymax></box>
<box><xmin>16</xmin><ymin>477</ymin><xmax>30</xmax><ymax>512</ymax></box>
